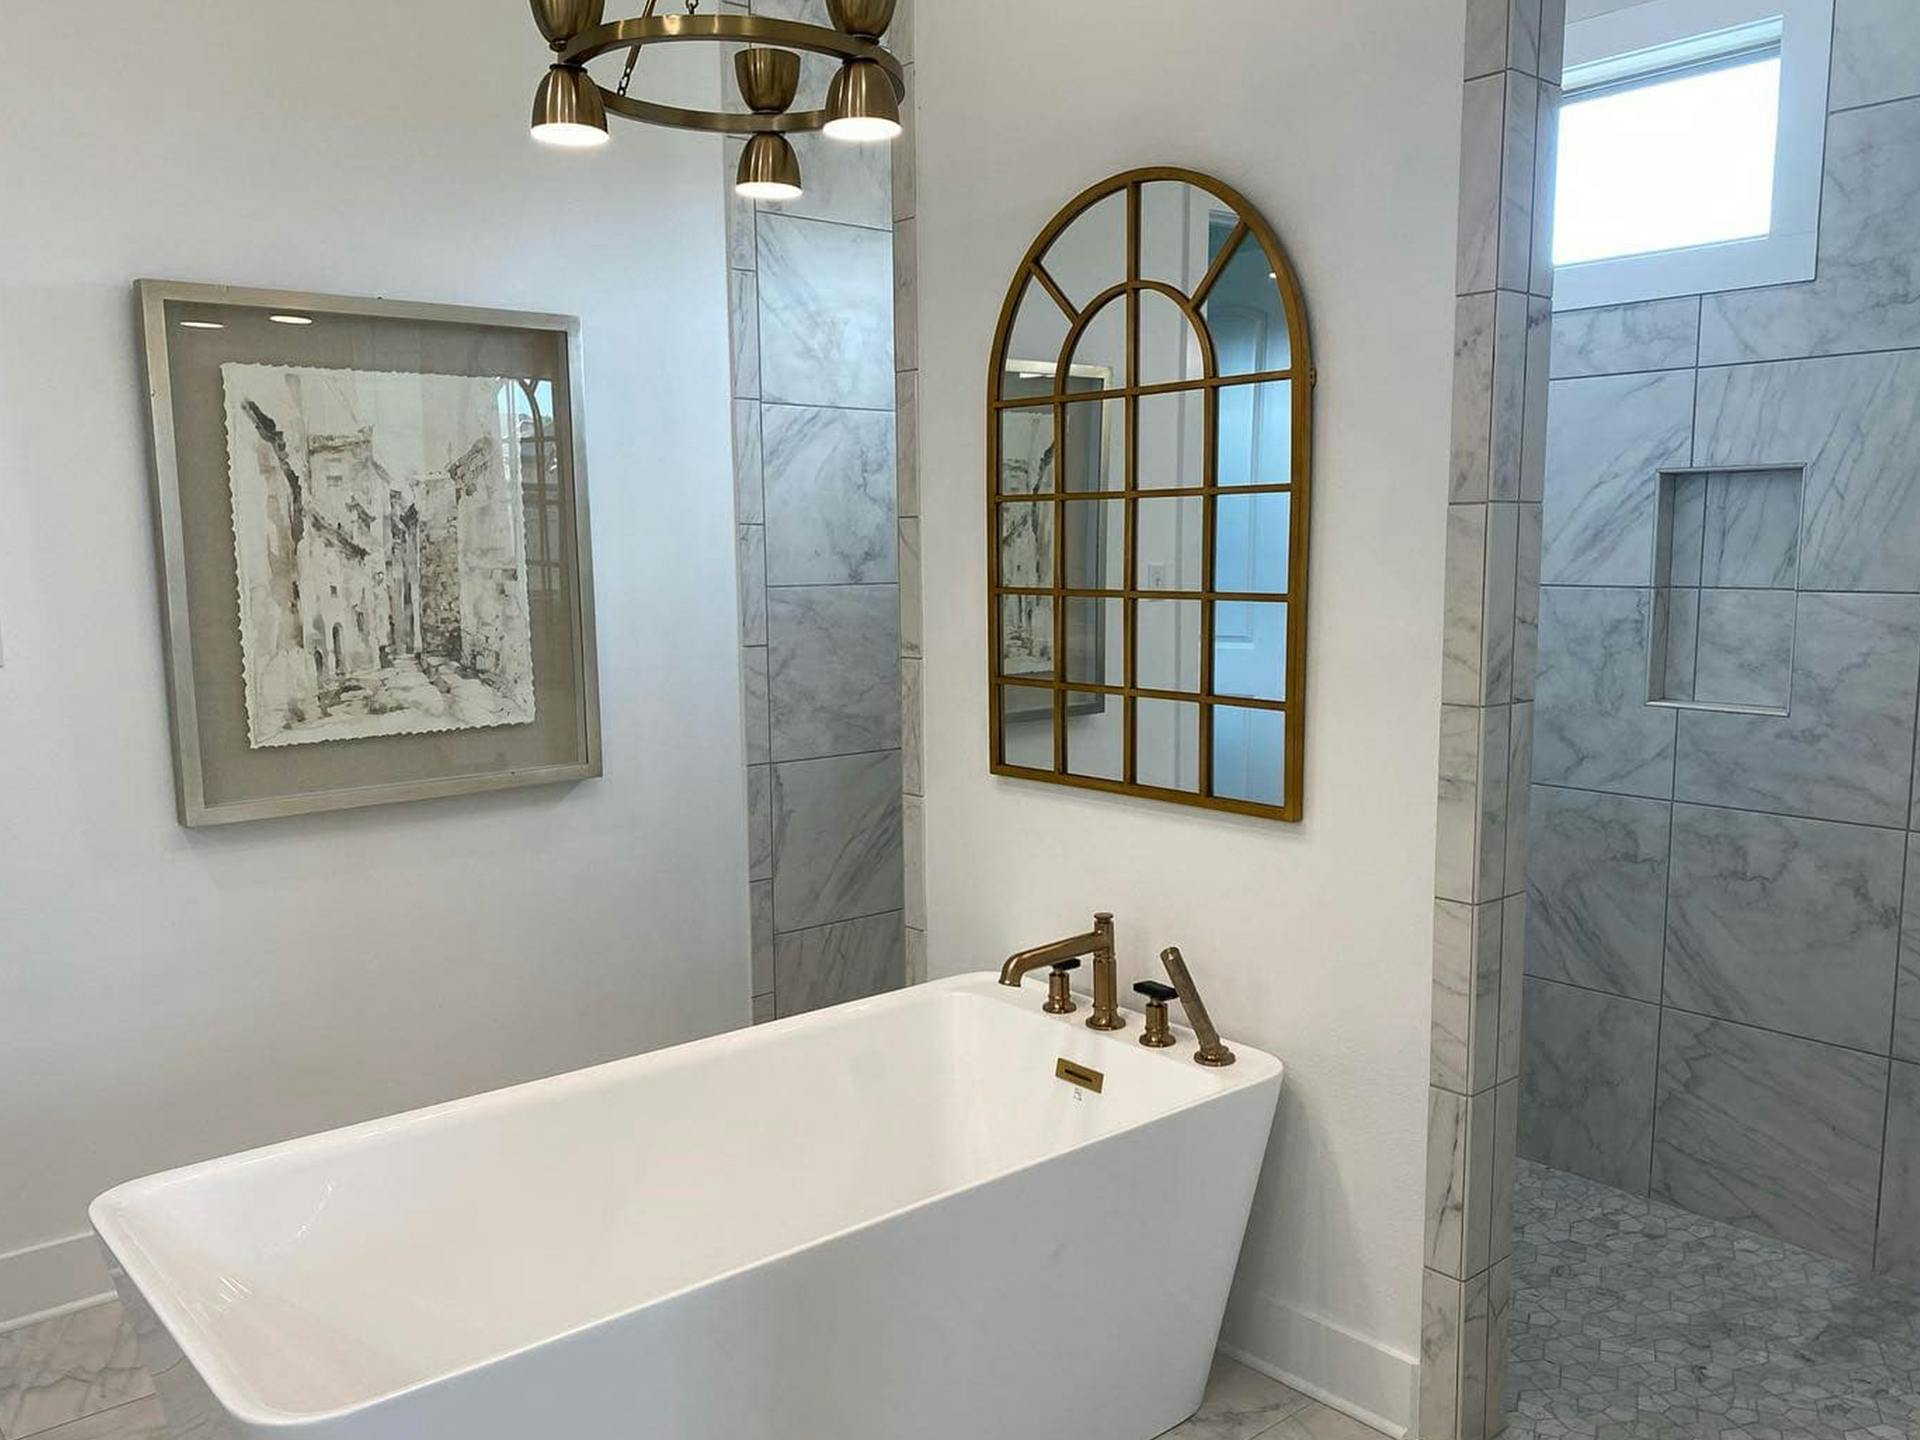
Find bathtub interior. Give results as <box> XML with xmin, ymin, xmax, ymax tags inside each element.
<box><xmin>92</xmin><ymin>976</ymin><xmax>1280</xmax><ymax>1423</ymax></box>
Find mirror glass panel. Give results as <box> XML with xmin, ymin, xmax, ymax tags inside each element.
<box><xmin>999</xmin><ymin>686</ymin><xmax>1055</xmax><ymax>766</ymax></box>
<box><xmin>988</xmin><ymin>169</ymin><xmax>1312</xmax><ymax>817</ymax></box>
<box><xmin>998</xmin><ymin>593</ymin><xmax>1053</xmax><ymax>680</ymax></box>
<box><xmin>1137</xmin><ymin>388</ymin><xmax>1207</xmax><ymax>489</ymax></box>
<box><xmin>1065</xmin><ymin>692</ymin><xmax>1124</xmax><ymax>781</ymax></box>
<box><xmin>1137</xmin><ymin>697</ymin><xmax>1201</xmax><ymax>792</ymax></box>
<box><xmin>1203</xmin><ymin>228</ymin><xmax>1291</xmax><ymax>375</ymax></box>
<box><xmin>1137</xmin><ymin>598</ymin><xmax>1201</xmax><ymax>692</ymax></box>
<box><xmin>1218</xmin><ymin>381</ymin><xmax>1292</xmax><ymax>486</ymax></box>
<box><xmin>1212</xmin><ymin>707</ymin><xmax>1286</xmax><ymax>806</ymax></box>
<box><xmin>1065</xmin><ymin>596</ymin><xmax>1124</xmax><ymax>686</ymax></box>
<box><xmin>1136</xmin><ymin>497</ymin><xmax>1204</xmax><ymax>590</ymax></box>
<box><xmin>1043</xmin><ymin>191</ymin><xmax>1128</xmax><ymax>309</ymax></box>
<box><xmin>1213</xmin><ymin>601</ymin><xmax>1288</xmax><ymax>701</ymax></box>
<box><xmin>1000</xmin><ymin>281</ymin><xmax>1072</xmax><ymax>398</ymax></box>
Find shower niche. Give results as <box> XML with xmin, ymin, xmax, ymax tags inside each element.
<box><xmin>1648</xmin><ymin>463</ymin><xmax>1804</xmax><ymax>715</ymax></box>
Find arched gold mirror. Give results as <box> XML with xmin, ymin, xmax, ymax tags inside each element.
<box><xmin>987</xmin><ymin>167</ymin><xmax>1313</xmax><ymax>820</ymax></box>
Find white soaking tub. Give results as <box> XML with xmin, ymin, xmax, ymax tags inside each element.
<box><xmin>92</xmin><ymin>973</ymin><xmax>1283</xmax><ymax>1440</ymax></box>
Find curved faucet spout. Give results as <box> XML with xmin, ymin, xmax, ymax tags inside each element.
<box><xmin>999</xmin><ymin>913</ymin><xmax>1124</xmax><ymax>1031</ymax></box>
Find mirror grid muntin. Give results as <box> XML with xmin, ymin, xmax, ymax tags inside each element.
<box><xmin>986</xmin><ymin>167</ymin><xmax>1312</xmax><ymax>820</ymax></box>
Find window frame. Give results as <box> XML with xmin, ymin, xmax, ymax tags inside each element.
<box><xmin>1553</xmin><ymin>0</ymin><xmax>1834</xmax><ymax>312</ymax></box>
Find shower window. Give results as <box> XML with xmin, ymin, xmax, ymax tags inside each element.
<box><xmin>1553</xmin><ymin>0</ymin><xmax>1833</xmax><ymax>311</ymax></box>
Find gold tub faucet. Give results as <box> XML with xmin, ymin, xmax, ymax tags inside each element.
<box><xmin>999</xmin><ymin>912</ymin><xmax>1125</xmax><ymax>1030</ymax></box>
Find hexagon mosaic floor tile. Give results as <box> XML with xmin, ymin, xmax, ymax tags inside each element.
<box><xmin>1503</xmin><ymin>1159</ymin><xmax>1920</xmax><ymax>1439</ymax></box>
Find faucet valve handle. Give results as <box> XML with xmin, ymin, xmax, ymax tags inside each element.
<box><xmin>1133</xmin><ymin>980</ymin><xmax>1178</xmax><ymax>1048</ymax></box>
<box><xmin>1044</xmin><ymin>958</ymin><xmax>1080</xmax><ymax>1015</ymax></box>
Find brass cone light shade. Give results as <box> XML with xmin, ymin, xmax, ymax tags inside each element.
<box><xmin>522</xmin><ymin>0</ymin><xmax>902</xmax><ymax>150</ymax></box>
<box><xmin>737</xmin><ymin>133</ymin><xmax>803</xmax><ymax>201</ymax></box>
<box><xmin>823</xmin><ymin>59</ymin><xmax>900</xmax><ymax>142</ymax></box>
<box><xmin>531</xmin><ymin>64</ymin><xmax>609</xmax><ymax>147</ymax></box>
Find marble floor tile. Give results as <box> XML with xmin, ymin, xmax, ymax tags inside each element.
<box><xmin>767</xmin><ymin>584</ymin><xmax>900</xmax><ymax>761</ymax></box>
<box><xmin>1674</xmin><ymin>591</ymin><xmax>1920</xmax><ymax>827</ymax></box>
<box><xmin>1156</xmin><ymin>1355</ymin><xmax>1312</xmax><ymax>1439</ymax></box>
<box><xmin>1700</xmin><ymin>98</ymin><xmax>1920</xmax><ymax>364</ymax></box>
<box><xmin>761</xmin><ymin>405</ymin><xmax>897</xmax><ymax>586</ymax></box>
<box><xmin>24</xmin><ymin>1398</ymin><xmax>168</xmax><ymax>1440</ymax></box>
<box><xmin>0</xmin><ymin>1304</ymin><xmax>154</xmax><ymax>1440</ymax></box>
<box><xmin>1525</xmin><ymin>784</ymin><xmax>1669</xmax><ymax>1002</ymax></box>
<box><xmin>1532</xmin><ymin>587</ymin><xmax>1676</xmax><ymax>799</ymax></box>
<box><xmin>1663</xmin><ymin>803</ymin><xmax>1903</xmax><ymax>1052</ymax></box>
<box><xmin>1257</xmin><ymin>1402</ymin><xmax>1386</xmax><ymax>1440</ymax></box>
<box><xmin>1504</xmin><ymin>1158</ymin><xmax>1920</xmax><ymax>1439</ymax></box>
<box><xmin>773</xmin><ymin>909</ymin><xmax>904</xmax><ymax>1017</ymax></box>
<box><xmin>1540</xmin><ymin>370</ymin><xmax>1693</xmax><ymax>586</ymax></box>
<box><xmin>1652</xmin><ymin>1010</ymin><xmax>1889</xmax><ymax>1266</ymax></box>
<box><xmin>1694</xmin><ymin>351</ymin><xmax>1920</xmax><ymax>591</ymax></box>
<box><xmin>1548</xmin><ymin>297</ymin><xmax>1698</xmax><ymax>380</ymax></box>
<box><xmin>1520</xmin><ymin>977</ymin><xmax>1659</xmax><ymax>1192</ymax></box>
<box><xmin>771</xmin><ymin>750</ymin><xmax>903</xmax><ymax>931</ymax></box>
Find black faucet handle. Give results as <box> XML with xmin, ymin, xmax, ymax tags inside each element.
<box><xmin>1133</xmin><ymin>979</ymin><xmax>1177</xmax><ymax>1002</ymax></box>
<box><xmin>1050</xmin><ymin>956</ymin><xmax>1082</xmax><ymax>972</ymax></box>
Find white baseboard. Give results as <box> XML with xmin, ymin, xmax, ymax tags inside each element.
<box><xmin>0</xmin><ymin>1232</ymin><xmax>113</xmax><ymax>1333</ymax></box>
<box><xmin>1221</xmin><ymin>1286</ymin><xmax>1418</xmax><ymax>1438</ymax></box>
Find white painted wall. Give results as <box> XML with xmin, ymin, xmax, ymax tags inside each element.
<box><xmin>0</xmin><ymin>3</ymin><xmax>747</xmax><ymax>1323</ymax></box>
<box><xmin>913</xmin><ymin>1</ymin><xmax>1464</xmax><ymax>1427</ymax></box>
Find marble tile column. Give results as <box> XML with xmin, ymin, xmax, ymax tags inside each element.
<box><xmin>1423</xmin><ymin>2</ymin><xmax>1562</xmax><ymax>1437</ymax></box>
<box><xmin>723</xmin><ymin>0</ymin><xmax>911</xmax><ymax>1022</ymax></box>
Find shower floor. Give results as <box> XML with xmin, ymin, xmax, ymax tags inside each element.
<box><xmin>1505</xmin><ymin>1159</ymin><xmax>1920</xmax><ymax>1438</ymax></box>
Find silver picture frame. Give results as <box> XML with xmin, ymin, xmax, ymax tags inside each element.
<box><xmin>138</xmin><ymin>279</ymin><xmax>603</xmax><ymax>826</ymax></box>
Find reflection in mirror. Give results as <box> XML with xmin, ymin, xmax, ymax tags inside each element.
<box><xmin>1139</xmin><ymin>182</ymin><xmax>1219</xmax><ymax>293</ymax></box>
<box><xmin>999</xmin><ymin>685</ymin><xmax>1055</xmax><ymax>767</ymax></box>
<box><xmin>1064</xmin><ymin>499</ymin><xmax>1124</xmax><ymax>591</ymax></box>
<box><xmin>999</xmin><ymin>593</ymin><xmax>1054</xmax><ymax>679</ymax></box>
<box><xmin>1068</xmin><ymin>299</ymin><xmax>1129</xmax><ymax>389</ymax></box>
<box><xmin>1000</xmin><ymin>282</ymin><xmax>1072</xmax><ymax>396</ymax></box>
<box><xmin>1137</xmin><ymin>289</ymin><xmax>1205</xmax><ymax>390</ymax></box>
<box><xmin>1136</xmin><ymin>598</ymin><xmax>1201</xmax><ymax>692</ymax></box>
<box><xmin>1042</xmin><ymin>190</ymin><xmax>1128</xmax><ymax>309</ymax></box>
<box><xmin>1213</xmin><ymin>706</ymin><xmax>1286</xmax><ymax>806</ymax></box>
<box><xmin>1214</xmin><ymin>601</ymin><xmax>1288</xmax><ymax>701</ymax></box>
<box><xmin>1218</xmin><ymin>381</ymin><xmax>1291</xmax><ymax>486</ymax></box>
<box><xmin>1137</xmin><ymin>697</ymin><xmax>1201</xmax><ymax>792</ymax></box>
<box><xmin>1065</xmin><ymin>692</ymin><xmax>1124</xmax><ymax>781</ymax></box>
<box><xmin>996</xmin><ymin>405</ymin><xmax>1055</xmax><ymax>493</ymax></box>
<box><xmin>997</xmin><ymin>502</ymin><xmax>1054</xmax><ymax>588</ymax></box>
<box><xmin>1065</xmin><ymin>597</ymin><xmax>1124</xmax><ymax>686</ymax></box>
<box><xmin>1136</xmin><ymin>388</ymin><xmax>1207</xmax><ymax>489</ymax></box>
<box><xmin>1203</xmin><ymin>227</ymin><xmax>1291</xmax><ymax>375</ymax></box>
<box><xmin>1061</xmin><ymin>396</ymin><xmax>1124</xmax><ymax>492</ymax></box>
<box><xmin>1136</xmin><ymin>497</ymin><xmax>1203</xmax><ymax>590</ymax></box>
<box><xmin>1215</xmin><ymin>491</ymin><xmax>1291</xmax><ymax>593</ymax></box>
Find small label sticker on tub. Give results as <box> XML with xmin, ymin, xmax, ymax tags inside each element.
<box><xmin>1055</xmin><ymin>1057</ymin><xmax>1104</xmax><ymax>1093</ymax></box>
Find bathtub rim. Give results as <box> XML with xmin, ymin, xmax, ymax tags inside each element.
<box><xmin>91</xmin><ymin>972</ymin><xmax>1283</xmax><ymax>1431</ymax></box>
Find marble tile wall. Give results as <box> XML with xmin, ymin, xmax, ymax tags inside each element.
<box><xmin>724</xmin><ymin>0</ymin><xmax>912</xmax><ymax>1020</ymax></box>
<box><xmin>1425</xmin><ymin>2</ymin><xmax>1563</xmax><ymax>1436</ymax></box>
<box><xmin>1523</xmin><ymin>0</ymin><xmax>1920</xmax><ymax>1282</ymax></box>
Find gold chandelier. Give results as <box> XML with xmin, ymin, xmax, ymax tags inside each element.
<box><xmin>528</xmin><ymin>0</ymin><xmax>906</xmax><ymax>201</ymax></box>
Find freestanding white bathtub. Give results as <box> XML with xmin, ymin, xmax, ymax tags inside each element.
<box><xmin>92</xmin><ymin>973</ymin><xmax>1282</xmax><ymax>1440</ymax></box>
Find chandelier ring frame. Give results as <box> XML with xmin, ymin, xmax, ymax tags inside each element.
<box><xmin>559</xmin><ymin>13</ymin><xmax>906</xmax><ymax>135</ymax></box>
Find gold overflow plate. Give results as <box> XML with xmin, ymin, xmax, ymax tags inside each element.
<box><xmin>1054</xmin><ymin>1057</ymin><xmax>1105</xmax><ymax>1093</ymax></box>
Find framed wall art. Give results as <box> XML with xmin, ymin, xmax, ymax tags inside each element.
<box><xmin>137</xmin><ymin>280</ymin><xmax>603</xmax><ymax>826</ymax></box>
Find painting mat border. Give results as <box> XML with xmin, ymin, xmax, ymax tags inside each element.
<box><xmin>137</xmin><ymin>278</ymin><xmax>604</xmax><ymax>827</ymax></box>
